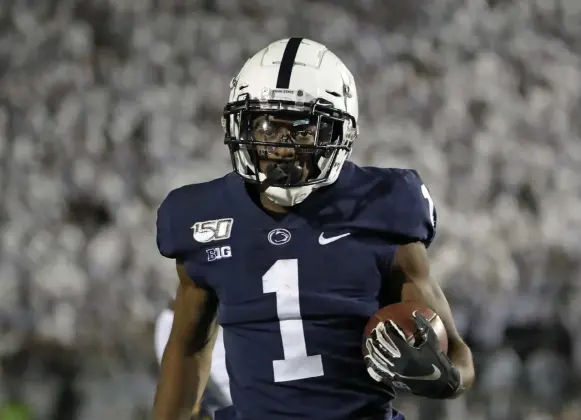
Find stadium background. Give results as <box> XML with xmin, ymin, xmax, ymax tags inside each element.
<box><xmin>0</xmin><ymin>0</ymin><xmax>580</xmax><ymax>419</ymax></box>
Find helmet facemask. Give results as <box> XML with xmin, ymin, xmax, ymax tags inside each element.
<box><xmin>223</xmin><ymin>93</ymin><xmax>357</xmax><ymax>196</ymax></box>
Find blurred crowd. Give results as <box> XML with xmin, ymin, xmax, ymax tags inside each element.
<box><xmin>0</xmin><ymin>0</ymin><xmax>580</xmax><ymax>419</ymax></box>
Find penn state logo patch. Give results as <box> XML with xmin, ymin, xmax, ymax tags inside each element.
<box><xmin>268</xmin><ymin>228</ymin><xmax>291</xmax><ymax>245</ymax></box>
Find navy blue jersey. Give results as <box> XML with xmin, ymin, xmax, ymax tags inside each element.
<box><xmin>156</xmin><ymin>161</ymin><xmax>436</xmax><ymax>420</ymax></box>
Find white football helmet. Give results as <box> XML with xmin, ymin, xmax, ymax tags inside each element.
<box><xmin>223</xmin><ymin>38</ymin><xmax>359</xmax><ymax>206</ymax></box>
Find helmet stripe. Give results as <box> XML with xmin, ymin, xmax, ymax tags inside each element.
<box><xmin>276</xmin><ymin>37</ymin><xmax>303</xmax><ymax>89</ymax></box>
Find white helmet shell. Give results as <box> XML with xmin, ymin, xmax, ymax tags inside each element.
<box><xmin>223</xmin><ymin>38</ymin><xmax>359</xmax><ymax>207</ymax></box>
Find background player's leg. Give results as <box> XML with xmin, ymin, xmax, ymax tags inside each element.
<box><xmin>154</xmin><ymin>308</ymin><xmax>175</xmax><ymax>364</ymax></box>
<box><xmin>209</xmin><ymin>328</ymin><xmax>232</xmax><ymax>405</ymax></box>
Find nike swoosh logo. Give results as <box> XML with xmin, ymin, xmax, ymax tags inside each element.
<box><xmin>398</xmin><ymin>365</ymin><xmax>442</xmax><ymax>381</ymax></box>
<box><xmin>318</xmin><ymin>232</ymin><xmax>351</xmax><ymax>245</ymax></box>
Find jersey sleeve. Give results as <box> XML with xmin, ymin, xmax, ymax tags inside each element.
<box><xmin>155</xmin><ymin>184</ymin><xmax>213</xmax><ymax>291</ymax></box>
<box><xmin>156</xmin><ymin>190</ymin><xmax>182</xmax><ymax>260</ymax></box>
<box><xmin>378</xmin><ymin>169</ymin><xmax>436</xmax><ymax>248</ymax></box>
<box><xmin>398</xmin><ymin>169</ymin><xmax>437</xmax><ymax>247</ymax></box>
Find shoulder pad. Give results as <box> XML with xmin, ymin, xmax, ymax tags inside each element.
<box><xmin>362</xmin><ymin>167</ymin><xmax>437</xmax><ymax>247</ymax></box>
<box><xmin>156</xmin><ymin>183</ymin><xmax>212</xmax><ymax>260</ymax></box>
<box><xmin>156</xmin><ymin>175</ymin><xmax>234</xmax><ymax>260</ymax></box>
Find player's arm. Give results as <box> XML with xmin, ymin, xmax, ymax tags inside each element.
<box><xmin>153</xmin><ymin>263</ymin><xmax>219</xmax><ymax>420</ymax></box>
<box><xmin>395</xmin><ymin>241</ymin><xmax>475</xmax><ymax>395</ymax></box>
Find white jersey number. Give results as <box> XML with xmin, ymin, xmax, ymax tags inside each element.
<box><xmin>262</xmin><ymin>259</ymin><xmax>324</xmax><ymax>382</ymax></box>
<box><xmin>421</xmin><ymin>184</ymin><xmax>435</xmax><ymax>228</ymax></box>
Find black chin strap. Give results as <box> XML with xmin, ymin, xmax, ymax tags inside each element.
<box><xmin>259</xmin><ymin>162</ymin><xmax>303</xmax><ymax>192</ymax></box>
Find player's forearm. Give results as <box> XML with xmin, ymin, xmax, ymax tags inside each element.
<box><xmin>415</xmin><ymin>282</ymin><xmax>475</xmax><ymax>395</ymax></box>
<box><xmin>420</xmin><ymin>279</ymin><xmax>475</xmax><ymax>393</ymax></box>
<box><xmin>153</xmin><ymin>345</ymin><xmax>206</xmax><ymax>420</ymax></box>
<box><xmin>153</xmin><ymin>319</ymin><xmax>218</xmax><ymax>420</ymax></box>
<box><xmin>399</xmin><ymin>255</ymin><xmax>475</xmax><ymax>397</ymax></box>
<box><xmin>448</xmin><ymin>339</ymin><xmax>475</xmax><ymax>395</ymax></box>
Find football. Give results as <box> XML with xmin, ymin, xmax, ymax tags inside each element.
<box><xmin>363</xmin><ymin>302</ymin><xmax>448</xmax><ymax>355</ymax></box>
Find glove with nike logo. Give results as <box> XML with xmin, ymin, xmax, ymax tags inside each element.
<box><xmin>364</xmin><ymin>311</ymin><xmax>461</xmax><ymax>399</ymax></box>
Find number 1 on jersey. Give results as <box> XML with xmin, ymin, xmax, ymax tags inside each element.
<box><xmin>421</xmin><ymin>184</ymin><xmax>435</xmax><ymax>228</ymax></box>
<box><xmin>262</xmin><ymin>259</ymin><xmax>324</xmax><ymax>382</ymax></box>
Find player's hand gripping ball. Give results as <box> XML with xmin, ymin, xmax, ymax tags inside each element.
<box><xmin>363</xmin><ymin>303</ymin><xmax>461</xmax><ymax>399</ymax></box>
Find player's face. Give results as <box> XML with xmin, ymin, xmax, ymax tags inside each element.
<box><xmin>252</xmin><ymin>114</ymin><xmax>318</xmax><ymax>181</ymax></box>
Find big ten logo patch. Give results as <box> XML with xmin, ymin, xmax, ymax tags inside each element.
<box><xmin>192</xmin><ymin>218</ymin><xmax>233</xmax><ymax>243</ymax></box>
<box><xmin>206</xmin><ymin>246</ymin><xmax>232</xmax><ymax>262</ymax></box>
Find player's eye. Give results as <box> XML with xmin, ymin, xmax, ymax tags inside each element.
<box><xmin>255</xmin><ymin>120</ymin><xmax>276</xmax><ymax>137</ymax></box>
<box><xmin>266</xmin><ymin>123</ymin><xmax>278</xmax><ymax>136</ymax></box>
<box><xmin>293</xmin><ymin>127</ymin><xmax>316</xmax><ymax>143</ymax></box>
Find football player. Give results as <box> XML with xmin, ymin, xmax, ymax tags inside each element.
<box><xmin>153</xmin><ymin>38</ymin><xmax>475</xmax><ymax>420</ymax></box>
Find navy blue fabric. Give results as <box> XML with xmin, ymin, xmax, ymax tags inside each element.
<box><xmin>156</xmin><ymin>162</ymin><xmax>435</xmax><ymax>420</ymax></box>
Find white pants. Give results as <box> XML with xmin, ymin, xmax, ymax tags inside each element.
<box><xmin>154</xmin><ymin>308</ymin><xmax>232</xmax><ymax>405</ymax></box>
